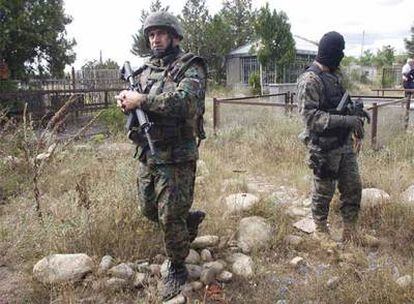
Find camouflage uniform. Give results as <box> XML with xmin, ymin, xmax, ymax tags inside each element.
<box><xmin>135</xmin><ymin>51</ymin><xmax>207</xmax><ymax>265</ymax></box>
<box><xmin>297</xmin><ymin>65</ymin><xmax>362</xmax><ymax>227</ymax></box>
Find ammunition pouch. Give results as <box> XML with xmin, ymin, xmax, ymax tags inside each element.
<box><xmin>308</xmin><ymin>150</ymin><xmax>338</xmax><ymax>179</ymax></box>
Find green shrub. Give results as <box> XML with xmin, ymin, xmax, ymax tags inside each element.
<box><xmin>99</xmin><ymin>105</ymin><xmax>125</xmax><ymax>134</ymax></box>
<box><xmin>248</xmin><ymin>71</ymin><xmax>262</xmax><ymax>95</ymax></box>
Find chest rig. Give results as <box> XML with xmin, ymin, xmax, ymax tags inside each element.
<box><xmin>307</xmin><ymin>63</ymin><xmax>350</xmax><ymax>148</ymax></box>
<box><xmin>133</xmin><ymin>52</ymin><xmax>206</xmax><ymax>148</ymax></box>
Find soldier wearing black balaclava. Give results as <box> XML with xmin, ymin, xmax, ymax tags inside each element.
<box><xmin>296</xmin><ymin>31</ymin><xmax>371</xmax><ymax>246</ymax></box>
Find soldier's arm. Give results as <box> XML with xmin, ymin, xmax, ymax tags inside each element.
<box><xmin>297</xmin><ymin>73</ymin><xmax>331</xmax><ymax>133</ymax></box>
<box><xmin>141</xmin><ymin>64</ymin><xmax>206</xmax><ymax>118</ymax></box>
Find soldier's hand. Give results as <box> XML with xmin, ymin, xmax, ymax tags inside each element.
<box><xmin>115</xmin><ymin>90</ymin><xmax>147</xmax><ymax>111</ymax></box>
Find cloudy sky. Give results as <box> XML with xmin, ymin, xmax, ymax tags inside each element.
<box><xmin>64</xmin><ymin>0</ymin><xmax>413</xmax><ymax>69</ymax></box>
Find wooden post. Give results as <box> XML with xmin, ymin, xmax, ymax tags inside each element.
<box><xmin>213</xmin><ymin>97</ymin><xmax>220</xmax><ymax>134</ymax></box>
<box><xmin>284</xmin><ymin>92</ymin><xmax>289</xmax><ymax>115</ymax></box>
<box><xmin>104</xmin><ymin>91</ymin><xmax>109</xmax><ymax>108</ymax></box>
<box><xmin>404</xmin><ymin>94</ymin><xmax>411</xmax><ymax>130</ymax></box>
<box><xmin>71</xmin><ymin>66</ymin><xmax>76</xmax><ymax>90</ymax></box>
<box><xmin>371</xmin><ymin>103</ymin><xmax>378</xmax><ymax>149</ymax></box>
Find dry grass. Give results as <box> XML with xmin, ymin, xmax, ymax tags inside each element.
<box><xmin>1</xmin><ymin>98</ymin><xmax>414</xmax><ymax>303</ymax></box>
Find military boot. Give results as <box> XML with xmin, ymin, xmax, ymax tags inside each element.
<box><xmin>313</xmin><ymin>220</ymin><xmax>337</xmax><ymax>249</ymax></box>
<box><xmin>187</xmin><ymin>210</ymin><xmax>206</xmax><ymax>243</ymax></box>
<box><xmin>161</xmin><ymin>262</ymin><xmax>188</xmax><ymax>301</ymax></box>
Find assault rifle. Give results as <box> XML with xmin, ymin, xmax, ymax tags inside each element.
<box><xmin>334</xmin><ymin>91</ymin><xmax>370</xmax><ymax>123</ymax></box>
<box><xmin>120</xmin><ymin>61</ymin><xmax>156</xmax><ymax>155</ymax></box>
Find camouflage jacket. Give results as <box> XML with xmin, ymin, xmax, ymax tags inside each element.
<box><xmin>297</xmin><ymin>66</ymin><xmax>352</xmax><ymax>149</ymax></box>
<box><xmin>137</xmin><ymin>51</ymin><xmax>207</xmax><ymax>165</ymax></box>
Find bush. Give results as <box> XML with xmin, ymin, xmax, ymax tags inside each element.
<box><xmin>248</xmin><ymin>71</ymin><xmax>262</xmax><ymax>95</ymax></box>
<box><xmin>99</xmin><ymin>105</ymin><xmax>125</xmax><ymax>134</ymax></box>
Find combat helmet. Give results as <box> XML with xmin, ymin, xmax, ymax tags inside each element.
<box><xmin>144</xmin><ymin>11</ymin><xmax>183</xmax><ymax>40</ymax></box>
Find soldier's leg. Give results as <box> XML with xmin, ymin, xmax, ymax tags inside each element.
<box><xmin>137</xmin><ymin>161</ymin><xmax>158</xmax><ymax>222</ymax></box>
<box><xmin>311</xmin><ymin>175</ymin><xmax>336</xmax><ymax>228</ymax></box>
<box><xmin>337</xmin><ymin>151</ymin><xmax>362</xmax><ymax>224</ymax></box>
<box><xmin>155</xmin><ymin>161</ymin><xmax>196</xmax><ymax>264</ymax></box>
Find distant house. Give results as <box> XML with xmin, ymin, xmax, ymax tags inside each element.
<box><xmin>226</xmin><ymin>35</ymin><xmax>318</xmax><ymax>88</ymax></box>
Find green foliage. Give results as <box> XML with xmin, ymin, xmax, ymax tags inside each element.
<box><xmin>248</xmin><ymin>71</ymin><xmax>261</xmax><ymax>95</ymax></box>
<box><xmin>341</xmin><ymin>56</ymin><xmax>357</xmax><ymax>67</ymax></box>
<box><xmin>99</xmin><ymin>106</ymin><xmax>125</xmax><ymax>134</ymax></box>
<box><xmin>221</xmin><ymin>0</ymin><xmax>256</xmax><ymax>49</ymax></box>
<box><xmin>81</xmin><ymin>58</ymin><xmax>120</xmax><ymax>71</ymax></box>
<box><xmin>359</xmin><ymin>49</ymin><xmax>374</xmax><ymax>66</ymax></box>
<box><xmin>130</xmin><ymin>0</ymin><xmax>169</xmax><ymax>57</ymax></box>
<box><xmin>373</xmin><ymin>45</ymin><xmax>395</xmax><ymax>67</ymax></box>
<box><xmin>404</xmin><ymin>24</ymin><xmax>414</xmax><ymax>57</ymax></box>
<box><xmin>0</xmin><ymin>0</ymin><xmax>76</xmax><ymax>78</ymax></box>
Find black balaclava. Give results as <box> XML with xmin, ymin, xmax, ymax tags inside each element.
<box><xmin>316</xmin><ymin>31</ymin><xmax>345</xmax><ymax>69</ymax></box>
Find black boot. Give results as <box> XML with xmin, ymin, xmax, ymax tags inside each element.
<box><xmin>187</xmin><ymin>210</ymin><xmax>206</xmax><ymax>243</ymax></box>
<box><xmin>161</xmin><ymin>262</ymin><xmax>188</xmax><ymax>301</ymax></box>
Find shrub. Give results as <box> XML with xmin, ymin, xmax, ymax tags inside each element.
<box><xmin>248</xmin><ymin>71</ymin><xmax>262</xmax><ymax>95</ymax></box>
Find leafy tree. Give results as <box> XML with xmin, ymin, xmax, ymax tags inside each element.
<box><xmin>359</xmin><ymin>49</ymin><xmax>374</xmax><ymax>66</ymax></box>
<box><xmin>253</xmin><ymin>3</ymin><xmax>295</xmax><ymax>84</ymax></box>
<box><xmin>81</xmin><ymin>58</ymin><xmax>120</xmax><ymax>70</ymax></box>
<box><xmin>0</xmin><ymin>0</ymin><xmax>76</xmax><ymax>79</ymax></box>
<box><xmin>221</xmin><ymin>0</ymin><xmax>255</xmax><ymax>48</ymax></box>
<box><xmin>404</xmin><ymin>23</ymin><xmax>414</xmax><ymax>57</ymax></box>
<box><xmin>130</xmin><ymin>0</ymin><xmax>169</xmax><ymax>57</ymax></box>
<box><xmin>373</xmin><ymin>45</ymin><xmax>395</xmax><ymax>67</ymax></box>
<box><xmin>179</xmin><ymin>0</ymin><xmax>210</xmax><ymax>55</ymax></box>
<box><xmin>341</xmin><ymin>56</ymin><xmax>357</xmax><ymax>67</ymax></box>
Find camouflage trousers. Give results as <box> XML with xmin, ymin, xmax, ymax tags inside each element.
<box><xmin>308</xmin><ymin>144</ymin><xmax>362</xmax><ymax>224</ymax></box>
<box><xmin>137</xmin><ymin>160</ymin><xmax>196</xmax><ymax>264</ymax></box>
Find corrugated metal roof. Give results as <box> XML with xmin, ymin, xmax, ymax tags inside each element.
<box><xmin>228</xmin><ymin>35</ymin><xmax>318</xmax><ymax>56</ymax></box>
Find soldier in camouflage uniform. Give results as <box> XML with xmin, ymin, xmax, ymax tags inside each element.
<box><xmin>116</xmin><ymin>12</ymin><xmax>207</xmax><ymax>300</ymax></box>
<box><xmin>297</xmin><ymin>32</ymin><xmax>365</xmax><ymax>244</ymax></box>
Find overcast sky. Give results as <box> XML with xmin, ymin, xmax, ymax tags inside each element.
<box><xmin>64</xmin><ymin>0</ymin><xmax>413</xmax><ymax>70</ymax></box>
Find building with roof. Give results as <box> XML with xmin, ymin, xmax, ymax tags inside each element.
<box><xmin>226</xmin><ymin>35</ymin><xmax>318</xmax><ymax>89</ymax></box>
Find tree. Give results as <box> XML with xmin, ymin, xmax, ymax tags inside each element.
<box><xmin>404</xmin><ymin>23</ymin><xmax>414</xmax><ymax>57</ymax></box>
<box><xmin>81</xmin><ymin>58</ymin><xmax>119</xmax><ymax>70</ymax></box>
<box><xmin>179</xmin><ymin>0</ymin><xmax>210</xmax><ymax>56</ymax></box>
<box><xmin>0</xmin><ymin>0</ymin><xmax>76</xmax><ymax>79</ymax></box>
<box><xmin>359</xmin><ymin>50</ymin><xmax>374</xmax><ymax>66</ymax></box>
<box><xmin>221</xmin><ymin>0</ymin><xmax>255</xmax><ymax>48</ymax></box>
<box><xmin>253</xmin><ymin>3</ymin><xmax>295</xmax><ymax>88</ymax></box>
<box><xmin>130</xmin><ymin>0</ymin><xmax>169</xmax><ymax>57</ymax></box>
<box><xmin>373</xmin><ymin>45</ymin><xmax>395</xmax><ymax>67</ymax></box>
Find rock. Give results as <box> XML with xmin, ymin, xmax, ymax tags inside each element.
<box><xmin>228</xmin><ymin>253</ymin><xmax>254</xmax><ymax>278</ymax></box>
<box><xmin>108</xmin><ymin>263</ymin><xmax>135</xmax><ymax>280</ymax></box>
<box><xmin>163</xmin><ymin>294</ymin><xmax>186</xmax><ymax>304</ymax></box>
<box><xmin>190</xmin><ymin>281</ymin><xmax>204</xmax><ymax>291</ymax></box>
<box><xmin>237</xmin><ymin>241</ymin><xmax>251</xmax><ymax>254</ymax></box>
<box><xmin>33</xmin><ymin>253</ymin><xmax>93</xmax><ymax>284</ymax></box>
<box><xmin>327</xmin><ymin>276</ymin><xmax>340</xmax><ymax>289</ymax></box>
<box><xmin>161</xmin><ymin>260</ymin><xmax>170</xmax><ymax>278</ymax></box>
<box><xmin>401</xmin><ymin>185</ymin><xmax>414</xmax><ymax>205</ymax></box>
<box><xmin>361</xmin><ymin>188</ymin><xmax>391</xmax><ymax>209</ymax></box>
<box><xmin>286</xmin><ymin>206</ymin><xmax>311</xmax><ymax>218</ymax></box>
<box><xmin>185</xmin><ymin>249</ymin><xmax>201</xmax><ymax>265</ymax></box>
<box><xmin>203</xmin><ymin>261</ymin><xmax>225</xmax><ymax>273</ymax></box>
<box><xmin>105</xmin><ymin>277</ymin><xmax>129</xmax><ymax>290</ymax></box>
<box><xmin>149</xmin><ymin>264</ymin><xmax>161</xmax><ymax>277</ymax></box>
<box><xmin>98</xmin><ymin>255</ymin><xmax>114</xmax><ymax>274</ymax></box>
<box><xmin>192</xmin><ymin>235</ymin><xmax>219</xmax><ymax>249</ymax></box>
<box><xmin>284</xmin><ymin>235</ymin><xmax>304</xmax><ymax>247</ymax></box>
<box><xmin>197</xmin><ymin>160</ymin><xmax>210</xmax><ymax>177</ymax></box>
<box><xmin>302</xmin><ymin>198</ymin><xmax>312</xmax><ymax>207</ymax></box>
<box><xmin>237</xmin><ymin>216</ymin><xmax>272</xmax><ymax>249</ymax></box>
<box><xmin>268</xmin><ymin>186</ymin><xmax>299</xmax><ymax>205</ymax></box>
<box><xmin>289</xmin><ymin>257</ymin><xmax>305</xmax><ymax>268</ymax></box>
<box><xmin>225</xmin><ymin>193</ymin><xmax>259</xmax><ymax>213</ymax></box>
<box><xmin>293</xmin><ymin>217</ymin><xmax>316</xmax><ymax>234</ymax></box>
<box><xmin>186</xmin><ymin>264</ymin><xmax>202</xmax><ymax>281</ymax></box>
<box><xmin>396</xmin><ymin>275</ymin><xmax>412</xmax><ymax>288</ymax></box>
<box><xmin>200</xmin><ymin>268</ymin><xmax>217</xmax><ymax>285</ymax></box>
<box><xmin>136</xmin><ymin>261</ymin><xmax>150</xmax><ymax>273</ymax></box>
<box><xmin>133</xmin><ymin>273</ymin><xmax>147</xmax><ymax>288</ymax></box>
<box><xmin>217</xmin><ymin>271</ymin><xmax>233</xmax><ymax>283</ymax></box>
<box><xmin>200</xmin><ymin>249</ymin><xmax>213</xmax><ymax>262</ymax></box>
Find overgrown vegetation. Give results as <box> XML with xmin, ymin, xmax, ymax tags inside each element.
<box><xmin>1</xmin><ymin>99</ymin><xmax>414</xmax><ymax>303</ymax></box>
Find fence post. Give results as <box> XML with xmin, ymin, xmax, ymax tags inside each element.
<box><xmin>284</xmin><ymin>92</ymin><xmax>289</xmax><ymax>115</ymax></box>
<box><xmin>213</xmin><ymin>97</ymin><xmax>220</xmax><ymax>134</ymax></box>
<box><xmin>71</xmin><ymin>66</ymin><xmax>76</xmax><ymax>90</ymax></box>
<box><xmin>404</xmin><ymin>94</ymin><xmax>411</xmax><ymax>130</ymax></box>
<box><xmin>104</xmin><ymin>90</ymin><xmax>109</xmax><ymax>108</ymax></box>
<box><xmin>371</xmin><ymin>103</ymin><xmax>378</xmax><ymax>149</ymax></box>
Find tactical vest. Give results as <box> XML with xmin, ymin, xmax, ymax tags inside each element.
<box><xmin>133</xmin><ymin>52</ymin><xmax>207</xmax><ymax>148</ymax></box>
<box><xmin>306</xmin><ymin>63</ymin><xmax>350</xmax><ymax>148</ymax></box>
